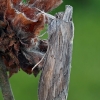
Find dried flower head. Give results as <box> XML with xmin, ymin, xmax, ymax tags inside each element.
<box><xmin>0</xmin><ymin>0</ymin><xmax>62</xmax><ymax>77</ymax></box>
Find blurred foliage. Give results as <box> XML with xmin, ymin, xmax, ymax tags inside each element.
<box><xmin>0</xmin><ymin>0</ymin><xmax>100</xmax><ymax>100</ymax></box>
<box><xmin>22</xmin><ymin>0</ymin><xmax>28</xmax><ymax>4</ymax></box>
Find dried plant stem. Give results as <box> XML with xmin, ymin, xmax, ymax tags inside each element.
<box><xmin>0</xmin><ymin>55</ymin><xmax>15</xmax><ymax>100</ymax></box>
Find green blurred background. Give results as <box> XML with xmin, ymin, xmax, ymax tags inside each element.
<box><xmin>0</xmin><ymin>0</ymin><xmax>100</xmax><ymax>100</ymax></box>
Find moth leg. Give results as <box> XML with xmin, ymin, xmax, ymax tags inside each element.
<box><xmin>32</xmin><ymin>53</ymin><xmax>46</xmax><ymax>71</ymax></box>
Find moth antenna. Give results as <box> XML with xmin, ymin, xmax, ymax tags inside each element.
<box><xmin>34</xmin><ymin>7</ymin><xmax>56</xmax><ymax>19</ymax></box>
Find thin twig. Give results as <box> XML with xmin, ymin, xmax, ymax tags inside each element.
<box><xmin>0</xmin><ymin>55</ymin><xmax>15</xmax><ymax>100</ymax></box>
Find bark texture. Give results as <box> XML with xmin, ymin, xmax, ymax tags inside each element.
<box><xmin>0</xmin><ymin>56</ymin><xmax>15</xmax><ymax>100</ymax></box>
<box><xmin>38</xmin><ymin>5</ymin><xmax>74</xmax><ymax>100</ymax></box>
